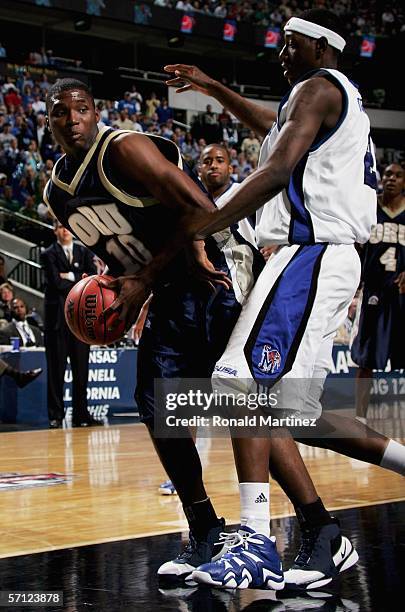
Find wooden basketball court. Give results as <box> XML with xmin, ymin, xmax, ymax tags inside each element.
<box><xmin>1</xmin><ymin>419</ymin><xmax>403</xmax><ymax>559</ymax></box>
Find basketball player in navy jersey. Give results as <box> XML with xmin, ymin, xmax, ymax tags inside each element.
<box><xmin>44</xmin><ymin>78</ymin><xmax>241</xmax><ymax>579</ymax></box>
<box><xmin>352</xmin><ymin>163</ymin><xmax>405</xmax><ymax>419</ymax></box>
<box><xmin>163</xmin><ymin>8</ymin><xmax>405</xmax><ymax>590</ymax></box>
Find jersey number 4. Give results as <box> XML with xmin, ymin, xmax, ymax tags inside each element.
<box><xmin>379</xmin><ymin>247</ymin><xmax>397</xmax><ymax>272</ymax></box>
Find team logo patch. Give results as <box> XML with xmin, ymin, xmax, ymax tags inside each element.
<box><xmin>368</xmin><ymin>295</ymin><xmax>379</xmax><ymax>306</ymax></box>
<box><xmin>0</xmin><ymin>473</ymin><xmax>73</xmax><ymax>491</ymax></box>
<box><xmin>258</xmin><ymin>344</ymin><xmax>281</xmax><ymax>374</ymax></box>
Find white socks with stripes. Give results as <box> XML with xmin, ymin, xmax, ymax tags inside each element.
<box><xmin>239</xmin><ymin>482</ymin><xmax>271</xmax><ymax>537</ymax></box>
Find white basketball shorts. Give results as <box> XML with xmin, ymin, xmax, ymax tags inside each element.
<box><xmin>213</xmin><ymin>243</ymin><xmax>361</xmax><ymax>418</ymax></box>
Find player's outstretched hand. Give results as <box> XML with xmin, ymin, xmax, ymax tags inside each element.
<box><xmin>189</xmin><ymin>240</ymin><xmax>232</xmax><ymax>291</ymax></box>
<box><xmin>100</xmin><ymin>275</ymin><xmax>152</xmax><ymax>328</ymax></box>
<box><xmin>164</xmin><ymin>64</ymin><xmax>215</xmax><ymax>95</ymax></box>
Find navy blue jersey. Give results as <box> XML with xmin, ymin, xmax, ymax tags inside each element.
<box><xmin>352</xmin><ymin>201</ymin><xmax>405</xmax><ymax>369</ymax></box>
<box><xmin>44</xmin><ymin>127</ymin><xmax>216</xmax><ymax>284</ymax></box>
<box><xmin>361</xmin><ymin>202</ymin><xmax>405</xmax><ymax>292</ymax></box>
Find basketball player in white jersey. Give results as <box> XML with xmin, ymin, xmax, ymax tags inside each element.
<box><xmin>163</xmin><ymin>8</ymin><xmax>405</xmax><ymax>590</ymax></box>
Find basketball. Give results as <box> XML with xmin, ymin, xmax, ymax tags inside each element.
<box><xmin>64</xmin><ymin>275</ymin><xmax>127</xmax><ymax>345</ymax></box>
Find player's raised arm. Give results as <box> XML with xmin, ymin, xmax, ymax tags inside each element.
<box><xmin>164</xmin><ymin>64</ymin><xmax>276</xmax><ymax>138</ymax></box>
<box><xmin>190</xmin><ymin>76</ymin><xmax>340</xmax><ymax>240</ymax></box>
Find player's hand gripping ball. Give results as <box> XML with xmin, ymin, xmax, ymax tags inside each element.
<box><xmin>64</xmin><ymin>275</ymin><xmax>127</xmax><ymax>345</ymax></box>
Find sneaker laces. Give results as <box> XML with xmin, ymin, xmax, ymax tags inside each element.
<box><xmin>294</xmin><ymin>527</ymin><xmax>319</xmax><ymax>566</ymax></box>
<box><xmin>177</xmin><ymin>533</ymin><xmax>198</xmax><ymax>561</ymax></box>
<box><xmin>215</xmin><ymin>531</ymin><xmax>244</xmax><ymax>551</ymax></box>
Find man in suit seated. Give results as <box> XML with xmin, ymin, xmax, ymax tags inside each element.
<box><xmin>41</xmin><ymin>221</ymin><xmax>101</xmax><ymax>429</ymax></box>
<box><xmin>0</xmin><ymin>297</ymin><xmax>43</xmax><ymax>347</ymax></box>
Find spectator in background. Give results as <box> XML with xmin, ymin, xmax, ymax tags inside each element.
<box><xmin>118</xmin><ymin>91</ymin><xmax>138</xmax><ymax>116</ymax></box>
<box><xmin>214</xmin><ymin>0</ymin><xmax>227</xmax><ymax>18</ymax></box>
<box><xmin>128</xmin><ymin>84</ymin><xmax>143</xmax><ymax>109</ymax></box>
<box><xmin>3</xmin><ymin>138</ymin><xmax>23</xmax><ymax>175</ymax></box>
<box><xmin>222</xmin><ymin>119</ymin><xmax>238</xmax><ymax>148</ymax></box>
<box><xmin>43</xmin><ymin>158</ymin><xmax>54</xmax><ymax>178</ymax></box>
<box><xmin>0</xmin><ymin>124</ymin><xmax>15</xmax><ymax>149</ymax></box>
<box><xmin>202</xmin><ymin>104</ymin><xmax>221</xmax><ymax>143</ymax></box>
<box><xmin>24</xmin><ymin>140</ymin><xmax>43</xmax><ymax>173</ymax></box>
<box><xmin>39</xmin><ymin>73</ymin><xmax>51</xmax><ymax>93</ymax></box>
<box><xmin>37</xmin><ymin>199</ymin><xmax>53</xmax><ymax>223</ymax></box>
<box><xmin>0</xmin><ymin>282</ymin><xmax>15</xmax><ymax>322</ymax></box>
<box><xmin>0</xmin><ymin>172</ymin><xmax>7</xmax><ymax>196</ymax></box>
<box><xmin>145</xmin><ymin>91</ymin><xmax>160</xmax><ymax>117</ymax></box>
<box><xmin>14</xmin><ymin>116</ymin><xmax>35</xmax><ymax>150</ymax></box>
<box><xmin>157</xmin><ymin>98</ymin><xmax>174</xmax><ymax>124</ymax></box>
<box><xmin>0</xmin><ymin>255</ymin><xmax>8</xmax><ymax>285</ymax></box>
<box><xmin>0</xmin><ymin>43</ymin><xmax>7</xmax><ymax>58</ymax></box>
<box><xmin>41</xmin><ymin>221</ymin><xmax>99</xmax><ymax>428</ymax></box>
<box><xmin>20</xmin><ymin>195</ymin><xmax>39</xmax><ymax>220</ymax></box>
<box><xmin>0</xmin><ymin>185</ymin><xmax>20</xmax><ymax>212</ymax></box>
<box><xmin>112</xmin><ymin>109</ymin><xmax>135</xmax><ymax>131</ymax></box>
<box><xmin>176</xmin><ymin>1</ymin><xmax>194</xmax><ymax>11</ymax></box>
<box><xmin>241</xmin><ymin>129</ymin><xmax>261</xmax><ymax>164</ymax></box>
<box><xmin>132</xmin><ymin>113</ymin><xmax>144</xmax><ymax>133</ymax></box>
<box><xmin>161</xmin><ymin>122</ymin><xmax>174</xmax><ymax>140</ymax></box>
<box><xmin>181</xmin><ymin>131</ymin><xmax>200</xmax><ymax>165</ymax></box>
<box><xmin>25</xmin><ymin>102</ymin><xmax>38</xmax><ymax>131</ymax></box>
<box><xmin>218</xmin><ymin>107</ymin><xmax>231</xmax><ymax>126</ymax></box>
<box><xmin>35</xmin><ymin>113</ymin><xmax>49</xmax><ymax>154</ymax></box>
<box><xmin>4</xmin><ymin>87</ymin><xmax>22</xmax><ymax>110</ymax></box>
<box><xmin>22</xmin><ymin>85</ymin><xmax>34</xmax><ymax>109</ymax></box>
<box><xmin>0</xmin><ymin>297</ymin><xmax>43</xmax><ymax>347</ymax></box>
<box><xmin>32</xmin><ymin>93</ymin><xmax>46</xmax><ymax>114</ymax></box>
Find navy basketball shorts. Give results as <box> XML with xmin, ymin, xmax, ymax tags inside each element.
<box><xmin>213</xmin><ymin>244</ymin><xmax>361</xmax><ymax>419</ymax></box>
<box><xmin>351</xmin><ymin>285</ymin><xmax>405</xmax><ymax>370</ymax></box>
<box><xmin>135</xmin><ymin>281</ymin><xmax>242</xmax><ymax>426</ymax></box>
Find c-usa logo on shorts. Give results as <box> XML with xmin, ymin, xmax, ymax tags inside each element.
<box><xmin>258</xmin><ymin>344</ymin><xmax>281</xmax><ymax>374</ymax></box>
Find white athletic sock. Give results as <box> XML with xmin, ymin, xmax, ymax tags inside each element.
<box><xmin>239</xmin><ymin>482</ymin><xmax>270</xmax><ymax>537</ymax></box>
<box><xmin>380</xmin><ymin>440</ymin><xmax>405</xmax><ymax>476</ymax></box>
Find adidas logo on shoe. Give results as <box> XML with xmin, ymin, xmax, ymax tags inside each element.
<box><xmin>255</xmin><ymin>493</ymin><xmax>268</xmax><ymax>503</ymax></box>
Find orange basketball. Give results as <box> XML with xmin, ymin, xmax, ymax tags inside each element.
<box><xmin>64</xmin><ymin>275</ymin><xmax>127</xmax><ymax>345</ymax></box>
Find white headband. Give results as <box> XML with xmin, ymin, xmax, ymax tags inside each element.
<box><xmin>284</xmin><ymin>17</ymin><xmax>346</xmax><ymax>52</ymax></box>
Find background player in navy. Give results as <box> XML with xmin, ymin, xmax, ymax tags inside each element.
<box><xmin>352</xmin><ymin>163</ymin><xmax>405</xmax><ymax>419</ymax></box>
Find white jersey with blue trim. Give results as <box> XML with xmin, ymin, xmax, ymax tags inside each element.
<box><xmin>256</xmin><ymin>68</ymin><xmax>377</xmax><ymax>247</ymax></box>
<box><xmin>212</xmin><ymin>181</ymin><xmax>263</xmax><ymax>305</ymax></box>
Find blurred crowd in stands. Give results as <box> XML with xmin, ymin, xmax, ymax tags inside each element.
<box><xmin>1</xmin><ymin>64</ymin><xmax>404</xmax><ymax>232</ymax></box>
<box><xmin>0</xmin><ymin>67</ymin><xmax>265</xmax><ymax>226</ymax></box>
<box><xmin>156</xmin><ymin>0</ymin><xmax>405</xmax><ymax>37</ymax></box>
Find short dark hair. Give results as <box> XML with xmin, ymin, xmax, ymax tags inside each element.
<box><xmin>12</xmin><ymin>296</ymin><xmax>27</xmax><ymax>308</ymax></box>
<box><xmin>201</xmin><ymin>143</ymin><xmax>231</xmax><ymax>162</ymax></box>
<box><xmin>46</xmin><ymin>78</ymin><xmax>94</xmax><ymax>112</ymax></box>
<box><xmin>299</xmin><ymin>9</ymin><xmax>346</xmax><ymax>45</ymax></box>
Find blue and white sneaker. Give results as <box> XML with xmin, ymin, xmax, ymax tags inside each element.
<box><xmin>191</xmin><ymin>526</ymin><xmax>285</xmax><ymax>590</ymax></box>
<box><xmin>284</xmin><ymin>519</ymin><xmax>359</xmax><ymax>590</ymax></box>
<box><xmin>158</xmin><ymin>480</ymin><xmax>177</xmax><ymax>495</ymax></box>
<box><xmin>157</xmin><ymin>519</ymin><xmax>236</xmax><ymax>583</ymax></box>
